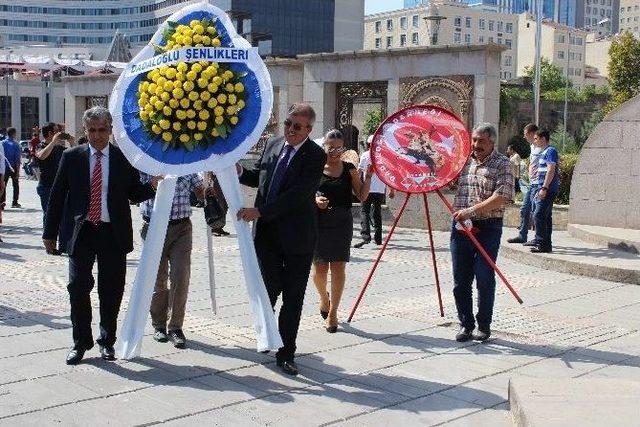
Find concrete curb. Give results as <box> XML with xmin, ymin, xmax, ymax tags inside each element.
<box><xmin>508</xmin><ymin>378</ymin><xmax>529</xmax><ymax>427</ymax></box>
<box><xmin>500</xmin><ymin>244</ymin><xmax>640</xmax><ymax>285</ymax></box>
<box><xmin>568</xmin><ymin>224</ymin><xmax>640</xmax><ymax>255</ymax></box>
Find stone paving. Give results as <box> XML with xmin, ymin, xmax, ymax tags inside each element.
<box><xmin>1</xmin><ymin>179</ymin><xmax>640</xmax><ymax>426</ymax></box>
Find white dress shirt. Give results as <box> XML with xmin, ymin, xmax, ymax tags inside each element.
<box><xmin>89</xmin><ymin>144</ymin><xmax>110</xmax><ymax>222</ymax></box>
<box><xmin>358</xmin><ymin>150</ymin><xmax>386</xmax><ymax>194</ymax></box>
<box><xmin>0</xmin><ymin>141</ymin><xmax>5</xmax><ymax>176</ymax></box>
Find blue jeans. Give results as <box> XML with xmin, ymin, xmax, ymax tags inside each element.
<box><xmin>450</xmin><ymin>218</ymin><xmax>503</xmax><ymax>330</ymax></box>
<box><xmin>533</xmin><ymin>190</ymin><xmax>556</xmax><ymax>250</ymax></box>
<box><xmin>518</xmin><ymin>184</ymin><xmax>538</xmax><ymax>241</ymax></box>
<box><xmin>37</xmin><ymin>184</ymin><xmax>51</xmax><ymax>228</ymax></box>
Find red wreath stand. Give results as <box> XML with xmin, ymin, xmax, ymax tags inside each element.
<box><xmin>347</xmin><ymin>105</ymin><xmax>523</xmax><ymax>323</ymax></box>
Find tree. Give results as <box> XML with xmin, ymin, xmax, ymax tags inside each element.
<box><xmin>577</xmin><ymin>109</ymin><xmax>605</xmax><ymax>147</ymax></box>
<box><xmin>606</xmin><ymin>31</ymin><xmax>640</xmax><ymax>113</ymax></box>
<box><xmin>524</xmin><ymin>57</ymin><xmax>571</xmax><ymax>92</ymax></box>
<box><xmin>550</xmin><ymin>122</ymin><xmax>579</xmax><ymax>154</ymax></box>
<box><xmin>362</xmin><ymin>107</ymin><xmax>384</xmax><ymax>137</ymax></box>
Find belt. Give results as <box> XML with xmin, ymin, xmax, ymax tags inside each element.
<box><xmin>143</xmin><ymin>216</ymin><xmax>190</xmax><ymax>226</ymax></box>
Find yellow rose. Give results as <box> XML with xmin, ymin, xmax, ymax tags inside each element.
<box><xmin>207</xmin><ymin>26</ymin><xmax>216</xmax><ymax>35</ymax></box>
<box><xmin>189</xmin><ymin>19</ymin><xmax>200</xmax><ymax>28</ymax></box>
<box><xmin>176</xmin><ymin>62</ymin><xmax>188</xmax><ymax>72</ymax></box>
<box><xmin>187</xmin><ymin>120</ymin><xmax>196</xmax><ymax>130</ymax></box>
<box><xmin>169</xmin><ymin>99</ymin><xmax>179</xmax><ymax>109</ymax></box>
<box><xmin>188</xmin><ymin>91</ymin><xmax>199</xmax><ymax>101</ymax></box>
<box><xmin>144</xmin><ymin>104</ymin><xmax>154</xmax><ymax>113</ymax></box>
<box><xmin>179</xmin><ymin>98</ymin><xmax>190</xmax><ymax>109</ymax></box>
<box><xmin>211</xmin><ymin>128</ymin><xmax>219</xmax><ymax>137</ymax></box>
<box><xmin>193</xmin><ymin>34</ymin><xmax>203</xmax><ymax>44</ymax></box>
<box><xmin>212</xmin><ymin>38</ymin><xmax>221</xmax><ymax>47</ymax></box>
<box><xmin>162</xmin><ymin>132</ymin><xmax>172</xmax><ymax>142</ymax></box>
<box><xmin>140</xmin><ymin>81</ymin><xmax>150</xmax><ymax>92</ymax></box>
<box><xmin>162</xmin><ymin>106</ymin><xmax>172</xmax><ymax>116</ymax></box>
<box><xmin>237</xmin><ymin>99</ymin><xmax>245</xmax><ymax>110</ymax></box>
<box><xmin>156</xmin><ymin>76</ymin><xmax>166</xmax><ymax>87</ymax></box>
<box><xmin>165</xmin><ymin>68</ymin><xmax>177</xmax><ymax>79</ymax></box>
<box><xmin>175</xmin><ymin>110</ymin><xmax>187</xmax><ymax>120</ymax></box>
<box><xmin>163</xmin><ymin>81</ymin><xmax>174</xmax><ymax>92</ymax></box>
<box><xmin>186</xmin><ymin>71</ymin><xmax>197</xmax><ymax>81</ymax></box>
<box><xmin>173</xmin><ymin>80</ymin><xmax>182</xmax><ymax>90</ymax></box>
<box><xmin>175</xmin><ymin>72</ymin><xmax>185</xmax><ymax>82</ymax></box>
<box><xmin>191</xmin><ymin>63</ymin><xmax>202</xmax><ymax>73</ymax></box>
<box><xmin>138</xmin><ymin>98</ymin><xmax>146</xmax><ymax>108</ymax></box>
<box><xmin>147</xmin><ymin>83</ymin><xmax>158</xmax><ymax>94</ymax></box>
<box><xmin>194</xmin><ymin>24</ymin><xmax>205</xmax><ymax>35</ymax></box>
<box><xmin>217</xmin><ymin>93</ymin><xmax>227</xmax><ymax>104</ymax></box>
<box><xmin>172</xmin><ymin>122</ymin><xmax>181</xmax><ymax>131</ymax></box>
<box><xmin>186</xmin><ymin>109</ymin><xmax>196</xmax><ymax>119</ymax></box>
<box><xmin>197</xmin><ymin>78</ymin><xmax>208</xmax><ymax>89</ymax></box>
<box><xmin>154</xmin><ymin>100</ymin><xmax>165</xmax><ymax>110</ymax></box>
<box><xmin>207</xmin><ymin>98</ymin><xmax>218</xmax><ymax>109</ymax></box>
<box><xmin>212</xmin><ymin>76</ymin><xmax>223</xmax><ymax>86</ymax></box>
<box><xmin>198</xmin><ymin>110</ymin><xmax>210</xmax><ymax>120</ymax></box>
<box><xmin>228</xmin><ymin>94</ymin><xmax>237</xmax><ymax>105</ymax></box>
<box><xmin>183</xmin><ymin>36</ymin><xmax>193</xmax><ymax>45</ymax></box>
<box><xmin>151</xmin><ymin>124</ymin><xmax>162</xmax><ymax>134</ymax></box>
<box><xmin>139</xmin><ymin>110</ymin><xmax>149</xmax><ymax>120</ymax></box>
<box><xmin>155</xmin><ymin>86</ymin><xmax>164</xmax><ymax>97</ymax></box>
<box><xmin>214</xmin><ymin>106</ymin><xmax>224</xmax><ymax>116</ymax></box>
<box><xmin>159</xmin><ymin>119</ymin><xmax>170</xmax><ymax>130</ymax></box>
<box><xmin>197</xmin><ymin>121</ymin><xmax>207</xmax><ymax>131</ymax></box>
<box><xmin>202</xmin><ymin>35</ymin><xmax>211</xmax><ymax>45</ymax></box>
<box><xmin>194</xmin><ymin>133</ymin><xmax>204</xmax><ymax>141</ymax></box>
<box><xmin>174</xmin><ymin>36</ymin><xmax>184</xmax><ymax>46</ymax></box>
<box><xmin>226</xmin><ymin>105</ymin><xmax>236</xmax><ymax>115</ymax></box>
<box><xmin>183</xmin><ymin>81</ymin><xmax>195</xmax><ymax>92</ymax></box>
<box><xmin>200</xmin><ymin>91</ymin><xmax>211</xmax><ymax>101</ymax></box>
<box><xmin>225</xmin><ymin>83</ymin><xmax>235</xmax><ymax>92</ymax></box>
<box><xmin>161</xmin><ymin>92</ymin><xmax>171</xmax><ymax>102</ymax></box>
<box><xmin>230</xmin><ymin>116</ymin><xmax>239</xmax><ymax>125</ymax></box>
<box><xmin>207</xmin><ymin>83</ymin><xmax>218</xmax><ymax>93</ymax></box>
<box><xmin>215</xmin><ymin>116</ymin><xmax>224</xmax><ymax>125</ymax></box>
<box><xmin>179</xmin><ymin>133</ymin><xmax>190</xmax><ymax>143</ymax></box>
<box><xmin>193</xmin><ymin>100</ymin><xmax>203</xmax><ymax>110</ymax></box>
<box><xmin>234</xmin><ymin>82</ymin><xmax>245</xmax><ymax>93</ymax></box>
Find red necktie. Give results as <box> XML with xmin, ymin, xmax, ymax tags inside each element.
<box><xmin>88</xmin><ymin>151</ymin><xmax>102</xmax><ymax>224</ymax></box>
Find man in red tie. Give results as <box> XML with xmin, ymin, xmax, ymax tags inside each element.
<box><xmin>43</xmin><ymin>106</ymin><xmax>159</xmax><ymax>365</ymax></box>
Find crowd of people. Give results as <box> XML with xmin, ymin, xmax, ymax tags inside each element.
<box><xmin>0</xmin><ymin>103</ymin><xmax>559</xmax><ymax>377</ymax></box>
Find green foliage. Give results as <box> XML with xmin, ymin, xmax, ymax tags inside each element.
<box><xmin>550</xmin><ymin>123</ymin><xmax>580</xmax><ymax>154</ymax></box>
<box><xmin>577</xmin><ymin>109</ymin><xmax>605</xmax><ymax>146</ymax></box>
<box><xmin>362</xmin><ymin>107</ymin><xmax>384</xmax><ymax>137</ymax></box>
<box><xmin>556</xmin><ymin>153</ymin><xmax>578</xmax><ymax>205</ymax></box>
<box><xmin>524</xmin><ymin>57</ymin><xmax>571</xmax><ymax>92</ymax></box>
<box><xmin>508</xmin><ymin>134</ymin><xmax>530</xmax><ymax>158</ymax></box>
<box><xmin>500</xmin><ymin>87</ymin><xmax>532</xmax><ymax>124</ymax></box>
<box><xmin>605</xmin><ymin>31</ymin><xmax>640</xmax><ymax>114</ymax></box>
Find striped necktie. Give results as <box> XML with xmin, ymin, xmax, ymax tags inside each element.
<box><xmin>88</xmin><ymin>151</ymin><xmax>103</xmax><ymax>224</ymax></box>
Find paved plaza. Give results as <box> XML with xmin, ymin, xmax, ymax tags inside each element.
<box><xmin>1</xmin><ymin>179</ymin><xmax>640</xmax><ymax>426</ymax></box>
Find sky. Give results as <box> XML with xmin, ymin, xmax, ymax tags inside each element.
<box><xmin>364</xmin><ymin>0</ymin><xmax>404</xmax><ymax>15</ymax></box>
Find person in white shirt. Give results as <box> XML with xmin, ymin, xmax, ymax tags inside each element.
<box><xmin>354</xmin><ymin>135</ymin><xmax>394</xmax><ymax>248</ymax></box>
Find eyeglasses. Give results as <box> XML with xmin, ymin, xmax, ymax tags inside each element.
<box><xmin>325</xmin><ymin>146</ymin><xmax>345</xmax><ymax>154</ymax></box>
<box><xmin>284</xmin><ymin>119</ymin><xmax>309</xmax><ymax>132</ymax></box>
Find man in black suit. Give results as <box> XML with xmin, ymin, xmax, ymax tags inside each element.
<box><xmin>43</xmin><ymin>106</ymin><xmax>158</xmax><ymax>365</ymax></box>
<box><xmin>238</xmin><ymin>103</ymin><xmax>326</xmax><ymax>376</ymax></box>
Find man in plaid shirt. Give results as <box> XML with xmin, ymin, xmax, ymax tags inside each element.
<box><xmin>140</xmin><ymin>173</ymin><xmax>205</xmax><ymax>349</ymax></box>
<box><xmin>451</xmin><ymin>123</ymin><xmax>514</xmax><ymax>343</ymax></box>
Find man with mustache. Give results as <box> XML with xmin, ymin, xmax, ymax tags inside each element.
<box><xmin>450</xmin><ymin>123</ymin><xmax>514</xmax><ymax>342</ymax></box>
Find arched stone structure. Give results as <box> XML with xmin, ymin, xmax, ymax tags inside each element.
<box><xmin>569</xmin><ymin>95</ymin><xmax>640</xmax><ymax>229</ymax></box>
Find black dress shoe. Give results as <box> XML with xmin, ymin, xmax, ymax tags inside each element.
<box><xmin>168</xmin><ymin>329</ymin><xmax>186</xmax><ymax>349</ymax></box>
<box><xmin>353</xmin><ymin>240</ymin><xmax>370</xmax><ymax>249</ymax></box>
<box><xmin>99</xmin><ymin>345</ymin><xmax>116</xmax><ymax>361</ymax></box>
<box><xmin>66</xmin><ymin>348</ymin><xmax>85</xmax><ymax>365</ymax></box>
<box><xmin>523</xmin><ymin>239</ymin><xmax>538</xmax><ymax>247</ymax></box>
<box><xmin>153</xmin><ymin>328</ymin><xmax>168</xmax><ymax>343</ymax></box>
<box><xmin>276</xmin><ymin>359</ymin><xmax>299</xmax><ymax>376</ymax></box>
<box><xmin>326</xmin><ymin>325</ymin><xmax>338</xmax><ymax>333</ymax></box>
<box><xmin>455</xmin><ymin>327</ymin><xmax>474</xmax><ymax>342</ymax></box>
<box><xmin>320</xmin><ymin>292</ymin><xmax>329</xmax><ymax>320</ymax></box>
<box><xmin>11</xmin><ymin>202</ymin><xmax>21</xmax><ymax>208</ymax></box>
<box><xmin>530</xmin><ymin>246</ymin><xmax>552</xmax><ymax>253</ymax></box>
<box><xmin>473</xmin><ymin>327</ymin><xmax>491</xmax><ymax>342</ymax></box>
<box><xmin>507</xmin><ymin>237</ymin><xmax>525</xmax><ymax>243</ymax></box>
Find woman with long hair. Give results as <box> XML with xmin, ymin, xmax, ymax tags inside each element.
<box><xmin>313</xmin><ymin>129</ymin><xmax>372</xmax><ymax>333</ymax></box>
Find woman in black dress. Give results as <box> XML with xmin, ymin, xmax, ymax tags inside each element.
<box><xmin>313</xmin><ymin>129</ymin><xmax>372</xmax><ymax>333</ymax></box>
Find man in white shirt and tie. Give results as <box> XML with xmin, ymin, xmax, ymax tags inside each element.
<box><xmin>43</xmin><ymin>107</ymin><xmax>159</xmax><ymax>365</ymax></box>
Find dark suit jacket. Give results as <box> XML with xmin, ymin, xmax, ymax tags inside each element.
<box><xmin>240</xmin><ymin>136</ymin><xmax>326</xmax><ymax>255</ymax></box>
<box><xmin>43</xmin><ymin>143</ymin><xmax>155</xmax><ymax>255</ymax></box>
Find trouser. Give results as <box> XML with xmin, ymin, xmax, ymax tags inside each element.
<box><xmin>533</xmin><ymin>190</ymin><xmax>556</xmax><ymax>250</ymax></box>
<box><xmin>142</xmin><ymin>218</ymin><xmax>193</xmax><ymax>331</ymax></box>
<box><xmin>1</xmin><ymin>169</ymin><xmax>19</xmax><ymax>205</ymax></box>
<box><xmin>255</xmin><ymin>223</ymin><xmax>313</xmax><ymax>362</ymax></box>
<box><xmin>518</xmin><ymin>184</ymin><xmax>538</xmax><ymax>241</ymax></box>
<box><xmin>37</xmin><ymin>184</ymin><xmax>51</xmax><ymax>228</ymax></box>
<box><xmin>450</xmin><ymin>218</ymin><xmax>503</xmax><ymax>330</ymax></box>
<box><xmin>68</xmin><ymin>222</ymin><xmax>127</xmax><ymax>350</ymax></box>
<box><xmin>360</xmin><ymin>193</ymin><xmax>384</xmax><ymax>244</ymax></box>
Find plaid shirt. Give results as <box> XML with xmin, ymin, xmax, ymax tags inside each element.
<box><xmin>453</xmin><ymin>150</ymin><xmax>514</xmax><ymax>219</ymax></box>
<box><xmin>140</xmin><ymin>173</ymin><xmax>203</xmax><ymax>220</ymax></box>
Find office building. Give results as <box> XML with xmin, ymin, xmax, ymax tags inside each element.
<box><xmin>619</xmin><ymin>0</ymin><xmax>640</xmax><ymax>36</ymax></box>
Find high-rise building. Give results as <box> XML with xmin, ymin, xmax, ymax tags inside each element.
<box><xmin>618</xmin><ymin>0</ymin><xmax>639</xmax><ymax>36</ymax></box>
<box><xmin>0</xmin><ymin>0</ymin><xmax>364</xmax><ymax>57</ymax></box>
<box><xmin>404</xmin><ymin>0</ymin><xmax>427</xmax><ymax>7</ymax></box>
<box><xmin>365</xmin><ymin>1</ymin><xmax>519</xmax><ymax>80</ymax></box>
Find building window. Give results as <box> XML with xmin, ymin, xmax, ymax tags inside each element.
<box><xmin>558</xmin><ymin>50</ymin><xmax>565</xmax><ymax>59</ymax></box>
<box><xmin>577</xmin><ymin>53</ymin><xmax>582</xmax><ymax>60</ymax></box>
<box><xmin>479</xmin><ymin>35</ymin><xmax>485</xmax><ymax>43</ymax></box>
<box><xmin>465</xmin><ymin>33</ymin><xmax>471</xmax><ymax>43</ymax></box>
<box><xmin>586</xmin><ymin>6</ymin><xmax>591</xmax><ymax>13</ymax></box>
<box><xmin>400</xmin><ymin>16</ymin><xmax>407</xmax><ymax>30</ymax></box>
<box><xmin>568</xmin><ymin>68</ymin><xmax>574</xmax><ymax>76</ymax></box>
<box><xmin>488</xmin><ymin>20</ymin><xmax>494</xmax><ymax>30</ymax></box>
<box><xmin>506</xmin><ymin>22</ymin><xmax>513</xmax><ymax>33</ymax></box>
<box><xmin>570</xmin><ymin>51</ymin><xmax>575</xmax><ymax>60</ymax></box>
<box><xmin>375</xmin><ymin>21</ymin><xmax>381</xmax><ymax>33</ymax></box>
<box><xmin>0</xmin><ymin>96</ymin><xmax>10</xmax><ymax>129</ymax></box>
<box><xmin>20</xmin><ymin>97</ymin><xmax>39</xmax><ymax>140</ymax></box>
<box><xmin>454</xmin><ymin>32</ymin><xmax>461</xmax><ymax>43</ymax></box>
<box><xmin>497</xmin><ymin>21</ymin><xmax>504</xmax><ymax>31</ymax></box>
<box><xmin>387</xmin><ymin>19</ymin><xmax>393</xmax><ymax>31</ymax></box>
<box><xmin>479</xmin><ymin>18</ymin><xmax>485</xmax><ymax>29</ymax></box>
<box><xmin>465</xmin><ymin>17</ymin><xmax>471</xmax><ymax>28</ymax></box>
<box><xmin>504</xmin><ymin>55</ymin><xmax>512</xmax><ymax>66</ymax></box>
<box><xmin>454</xmin><ymin>16</ymin><xmax>461</xmax><ymax>27</ymax></box>
<box><xmin>375</xmin><ymin>37</ymin><xmax>381</xmax><ymax>48</ymax></box>
<box><xmin>576</xmin><ymin>36</ymin><xmax>583</xmax><ymax>45</ymax></box>
<box><xmin>412</xmin><ymin>32</ymin><xmax>419</xmax><ymax>44</ymax></box>
<box><xmin>558</xmin><ymin>34</ymin><xmax>565</xmax><ymax>43</ymax></box>
<box><xmin>386</xmin><ymin>36</ymin><xmax>393</xmax><ymax>47</ymax></box>
<box><xmin>505</xmin><ymin>38</ymin><xmax>512</xmax><ymax>48</ymax></box>
<box><xmin>400</xmin><ymin>34</ymin><xmax>407</xmax><ymax>46</ymax></box>
<box><xmin>497</xmin><ymin>37</ymin><xmax>503</xmax><ymax>44</ymax></box>
<box><xmin>412</xmin><ymin>15</ymin><xmax>419</xmax><ymax>27</ymax></box>
<box><xmin>488</xmin><ymin>36</ymin><xmax>494</xmax><ymax>42</ymax></box>
<box><xmin>607</xmin><ymin>9</ymin><xmax>611</xmax><ymax>17</ymax></box>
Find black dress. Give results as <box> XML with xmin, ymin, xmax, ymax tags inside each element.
<box><xmin>314</xmin><ymin>161</ymin><xmax>355</xmax><ymax>263</ymax></box>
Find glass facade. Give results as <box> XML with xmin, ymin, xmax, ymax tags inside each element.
<box><xmin>230</xmin><ymin>0</ymin><xmax>335</xmax><ymax>57</ymax></box>
<box><xmin>403</xmin><ymin>0</ymin><xmax>427</xmax><ymax>7</ymax></box>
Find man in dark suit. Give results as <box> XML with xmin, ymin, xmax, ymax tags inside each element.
<box><xmin>238</xmin><ymin>103</ymin><xmax>326</xmax><ymax>376</ymax></box>
<box><xmin>43</xmin><ymin>106</ymin><xmax>158</xmax><ymax>365</ymax></box>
